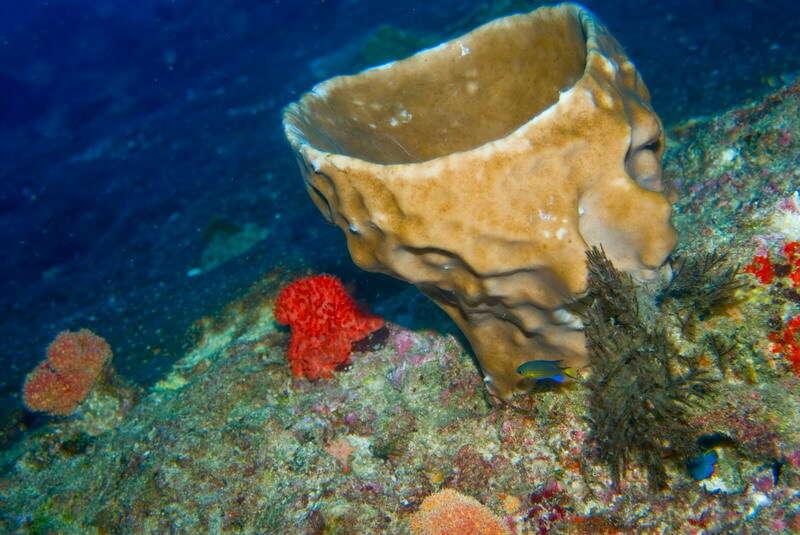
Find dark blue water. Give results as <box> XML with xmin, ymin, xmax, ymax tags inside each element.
<box><xmin>2</xmin><ymin>0</ymin><xmax>800</xmax><ymax>430</ymax></box>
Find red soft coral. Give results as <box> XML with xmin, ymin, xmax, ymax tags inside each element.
<box><xmin>744</xmin><ymin>254</ymin><xmax>775</xmax><ymax>284</ymax></box>
<box><xmin>275</xmin><ymin>274</ymin><xmax>384</xmax><ymax>379</ymax></box>
<box><xmin>744</xmin><ymin>242</ymin><xmax>800</xmax><ymax>286</ymax></box>
<box><xmin>769</xmin><ymin>315</ymin><xmax>800</xmax><ymax>376</ymax></box>
<box><xmin>23</xmin><ymin>329</ymin><xmax>112</xmax><ymax>415</ymax></box>
<box><xmin>783</xmin><ymin>241</ymin><xmax>800</xmax><ymax>287</ymax></box>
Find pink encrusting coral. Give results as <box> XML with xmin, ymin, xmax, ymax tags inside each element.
<box><xmin>23</xmin><ymin>329</ymin><xmax>112</xmax><ymax>415</ymax></box>
<box><xmin>274</xmin><ymin>274</ymin><xmax>384</xmax><ymax>379</ymax></box>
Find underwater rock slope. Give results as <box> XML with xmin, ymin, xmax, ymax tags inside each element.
<box><xmin>2</xmin><ymin>83</ymin><xmax>800</xmax><ymax>535</ymax></box>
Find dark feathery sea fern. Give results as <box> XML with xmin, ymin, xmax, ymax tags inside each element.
<box><xmin>703</xmin><ymin>332</ymin><xmax>737</xmax><ymax>377</ymax></box>
<box><xmin>658</xmin><ymin>251</ymin><xmax>742</xmax><ymax>336</ymax></box>
<box><xmin>581</xmin><ymin>248</ymin><xmax>716</xmax><ymax>489</ymax></box>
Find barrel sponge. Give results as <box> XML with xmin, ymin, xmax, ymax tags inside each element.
<box><xmin>282</xmin><ymin>3</ymin><xmax>676</xmax><ymax>398</ymax></box>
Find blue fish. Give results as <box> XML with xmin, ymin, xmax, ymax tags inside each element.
<box><xmin>687</xmin><ymin>450</ymin><xmax>718</xmax><ymax>481</ymax></box>
<box><xmin>516</xmin><ymin>360</ymin><xmax>577</xmax><ymax>382</ymax></box>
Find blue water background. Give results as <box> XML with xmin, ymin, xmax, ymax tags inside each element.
<box><xmin>2</xmin><ymin>0</ymin><xmax>800</xmax><ymax>427</ymax></box>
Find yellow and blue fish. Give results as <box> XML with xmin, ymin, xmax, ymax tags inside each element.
<box><xmin>687</xmin><ymin>450</ymin><xmax>718</xmax><ymax>481</ymax></box>
<box><xmin>687</xmin><ymin>433</ymin><xmax>736</xmax><ymax>481</ymax></box>
<box><xmin>516</xmin><ymin>360</ymin><xmax>577</xmax><ymax>382</ymax></box>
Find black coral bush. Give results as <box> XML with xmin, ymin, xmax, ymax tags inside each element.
<box><xmin>580</xmin><ymin>248</ymin><xmax>721</xmax><ymax>489</ymax></box>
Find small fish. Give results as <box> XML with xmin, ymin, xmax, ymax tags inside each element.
<box><xmin>687</xmin><ymin>450</ymin><xmax>719</xmax><ymax>481</ymax></box>
<box><xmin>516</xmin><ymin>360</ymin><xmax>577</xmax><ymax>382</ymax></box>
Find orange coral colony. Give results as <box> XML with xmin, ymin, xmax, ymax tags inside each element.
<box><xmin>274</xmin><ymin>274</ymin><xmax>384</xmax><ymax>379</ymax></box>
<box><xmin>23</xmin><ymin>329</ymin><xmax>112</xmax><ymax>415</ymax></box>
<box><xmin>410</xmin><ymin>488</ymin><xmax>509</xmax><ymax>535</ymax></box>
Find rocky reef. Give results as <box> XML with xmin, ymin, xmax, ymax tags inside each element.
<box><xmin>4</xmin><ymin>0</ymin><xmax>800</xmax><ymax>528</ymax></box>
<box><xmin>2</xmin><ymin>79</ymin><xmax>800</xmax><ymax>533</ymax></box>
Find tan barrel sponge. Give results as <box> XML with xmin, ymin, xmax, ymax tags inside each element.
<box><xmin>282</xmin><ymin>2</ymin><xmax>676</xmax><ymax>399</ymax></box>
